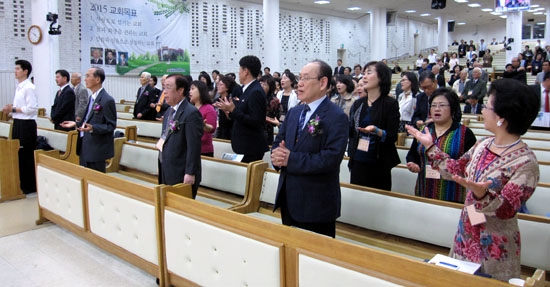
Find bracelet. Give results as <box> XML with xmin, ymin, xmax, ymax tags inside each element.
<box><xmin>374</xmin><ymin>127</ymin><xmax>380</xmax><ymax>135</ymax></box>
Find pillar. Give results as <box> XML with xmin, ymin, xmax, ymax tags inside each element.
<box><xmin>437</xmin><ymin>14</ymin><xmax>449</xmax><ymax>55</ymax></box>
<box><xmin>263</xmin><ymin>0</ymin><xmax>280</xmax><ymax>73</ymax></box>
<box><xmin>370</xmin><ymin>7</ymin><xmax>387</xmax><ymax>61</ymax></box>
<box><xmin>505</xmin><ymin>11</ymin><xmax>522</xmax><ymax>64</ymax></box>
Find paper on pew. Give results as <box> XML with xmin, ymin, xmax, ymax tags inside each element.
<box><xmin>222</xmin><ymin>153</ymin><xmax>244</xmax><ymax>162</ymax></box>
<box><xmin>428</xmin><ymin>254</ymin><xmax>481</xmax><ymax>274</ymax></box>
<box><xmin>531</xmin><ymin>112</ymin><xmax>550</xmax><ymax>128</ymax></box>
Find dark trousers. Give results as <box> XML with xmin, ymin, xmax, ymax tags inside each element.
<box><xmin>241</xmin><ymin>153</ymin><xmax>264</xmax><ymax>163</ymax></box>
<box><xmin>12</xmin><ymin>119</ymin><xmax>37</xmax><ymax>194</ymax></box>
<box><xmin>79</xmin><ymin>157</ymin><xmax>106</xmax><ymax>173</ymax></box>
<box><xmin>279</xmin><ymin>189</ymin><xmax>336</xmax><ymax>238</ymax></box>
<box><xmin>350</xmin><ymin>160</ymin><xmax>392</xmax><ymax>191</ymax></box>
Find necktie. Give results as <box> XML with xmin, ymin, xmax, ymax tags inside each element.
<box><xmin>162</xmin><ymin>108</ymin><xmax>176</xmax><ymax>139</ymax></box>
<box><xmin>156</xmin><ymin>91</ymin><xmax>165</xmax><ymax>113</ymax></box>
<box><xmin>545</xmin><ymin>90</ymin><xmax>549</xmax><ymax>113</ymax></box>
<box><xmin>297</xmin><ymin>104</ymin><xmax>310</xmax><ymax>137</ymax></box>
<box><xmin>57</xmin><ymin>89</ymin><xmax>61</xmax><ymax>97</ymax></box>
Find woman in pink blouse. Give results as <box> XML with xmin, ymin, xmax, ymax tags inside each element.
<box><xmin>406</xmin><ymin>78</ymin><xmax>540</xmax><ymax>282</ymax></box>
<box><xmin>189</xmin><ymin>80</ymin><xmax>216</xmax><ymax>157</ymax></box>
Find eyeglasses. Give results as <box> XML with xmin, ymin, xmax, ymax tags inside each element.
<box><xmin>299</xmin><ymin>77</ymin><xmax>319</xmax><ymax>82</ymax></box>
<box><xmin>481</xmin><ymin>104</ymin><xmax>494</xmax><ymax>111</ymax></box>
<box><xmin>400</xmin><ymin>79</ymin><xmax>410</xmax><ymax>82</ymax></box>
<box><xmin>429</xmin><ymin>103</ymin><xmax>450</xmax><ymax>109</ymax></box>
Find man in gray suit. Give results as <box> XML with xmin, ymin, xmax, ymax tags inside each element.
<box><xmin>71</xmin><ymin>72</ymin><xmax>89</xmax><ymax>122</ymax></box>
<box><xmin>157</xmin><ymin>74</ymin><xmax>203</xmax><ymax>198</ymax></box>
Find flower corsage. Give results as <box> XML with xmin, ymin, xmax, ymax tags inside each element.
<box><xmin>169</xmin><ymin>120</ymin><xmax>180</xmax><ymax>134</ymax></box>
<box><xmin>93</xmin><ymin>103</ymin><xmax>102</xmax><ymax>113</ymax></box>
<box><xmin>306</xmin><ymin>115</ymin><xmax>323</xmax><ymax>136</ymax></box>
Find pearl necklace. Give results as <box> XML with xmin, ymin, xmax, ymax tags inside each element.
<box><xmin>491</xmin><ymin>138</ymin><xmax>521</xmax><ymax>148</ymax></box>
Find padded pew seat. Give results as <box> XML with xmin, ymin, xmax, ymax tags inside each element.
<box><xmin>0</xmin><ymin>120</ymin><xmax>11</xmax><ymax>138</ymax></box>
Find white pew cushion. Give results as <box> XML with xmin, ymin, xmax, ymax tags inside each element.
<box><xmin>119</xmin><ymin>144</ymin><xmax>158</xmax><ymax>175</ymax></box>
<box><xmin>391</xmin><ymin>166</ymin><xmax>417</xmax><ymax>196</ymax></box>
<box><xmin>299</xmin><ymin>254</ymin><xmax>401</xmax><ymax>286</ymax></box>
<box><xmin>0</xmin><ymin>122</ymin><xmax>10</xmax><ymax>138</ymax></box>
<box><xmin>36</xmin><ymin>165</ymin><xmax>84</xmax><ymax>228</ymax></box>
<box><xmin>525</xmin><ymin>185</ymin><xmax>550</xmax><ymax>216</ymax></box>
<box><xmin>200</xmin><ymin>159</ymin><xmax>247</xmax><ymax>196</ymax></box>
<box><xmin>37</xmin><ymin>129</ymin><xmax>68</xmax><ymax>152</ymax></box>
<box><xmin>87</xmin><ymin>183</ymin><xmax>158</xmax><ymax>265</ymax></box>
<box><xmin>259</xmin><ymin>170</ymin><xmax>279</xmax><ymax>205</ymax></box>
<box><xmin>164</xmin><ymin>210</ymin><xmax>281</xmax><ymax>286</ymax></box>
<box><xmin>518</xmin><ymin>219</ymin><xmax>550</xmax><ymax>270</ymax></box>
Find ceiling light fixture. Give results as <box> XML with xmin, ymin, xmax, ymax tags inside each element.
<box><xmin>347</xmin><ymin>6</ymin><xmax>361</xmax><ymax>11</ymax></box>
<box><xmin>313</xmin><ymin>0</ymin><xmax>330</xmax><ymax>4</ymax></box>
<box><xmin>405</xmin><ymin>10</ymin><xmax>416</xmax><ymax>13</ymax></box>
<box><xmin>457</xmin><ymin>22</ymin><xmax>466</xmax><ymax>25</ymax></box>
<box><xmin>454</xmin><ymin>0</ymin><xmax>468</xmax><ymax>3</ymax></box>
<box><xmin>420</xmin><ymin>13</ymin><xmax>430</xmax><ymax>16</ymax></box>
<box><xmin>481</xmin><ymin>8</ymin><xmax>492</xmax><ymax>12</ymax></box>
<box><xmin>467</xmin><ymin>3</ymin><xmax>481</xmax><ymax>7</ymax></box>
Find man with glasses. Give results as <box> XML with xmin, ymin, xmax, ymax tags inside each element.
<box><xmin>271</xmin><ymin>60</ymin><xmax>348</xmax><ymax>238</ymax></box>
<box><xmin>462</xmin><ymin>67</ymin><xmax>487</xmax><ymax>104</ymax></box>
<box><xmin>411</xmin><ymin>71</ymin><xmax>438</xmax><ymax>129</ymax></box>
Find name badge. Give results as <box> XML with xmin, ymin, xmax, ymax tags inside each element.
<box><xmin>425</xmin><ymin>165</ymin><xmax>441</xmax><ymax>179</ymax></box>
<box><xmin>357</xmin><ymin>137</ymin><xmax>370</xmax><ymax>152</ymax></box>
<box><xmin>279</xmin><ymin>114</ymin><xmax>285</xmax><ymax>122</ymax></box>
<box><xmin>466</xmin><ymin>204</ymin><xmax>487</xmax><ymax>226</ymax></box>
<box><xmin>468</xmin><ymin>91</ymin><xmax>473</xmax><ymax>96</ymax></box>
<box><xmin>156</xmin><ymin>138</ymin><xmax>165</xmax><ymax>152</ymax></box>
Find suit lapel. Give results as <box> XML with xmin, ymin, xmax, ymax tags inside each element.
<box><xmin>295</xmin><ymin>97</ymin><xmax>329</xmax><ymax>149</ymax></box>
<box><xmin>164</xmin><ymin>101</ymin><xmax>185</xmax><ymax>143</ymax></box>
<box><xmin>86</xmin><ymin>90</ymin><xmax>104</xmax><ymax>122</ymax></box>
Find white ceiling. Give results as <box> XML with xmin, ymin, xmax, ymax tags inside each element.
<box><xmin>247</xmin><ymin>0</ymin><xmax>549</xmax><ymax>29</ymax></box>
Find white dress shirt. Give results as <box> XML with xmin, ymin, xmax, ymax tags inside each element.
<box><xmin>12</xmin><ymin>78</ymin><xmax>38</xmax><ymax>120</ymax></box>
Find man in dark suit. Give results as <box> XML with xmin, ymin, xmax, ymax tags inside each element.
<box><xmin>157</xmin><ymin>74</ymin><xmax>203</xmax><ymax>198</ymax></box>
<box><xmin>458</xmin><ymin>39</ymin><xmax>467</xmax><ymax>58</ymax></box>
<box><xmin>431</xmin><ymin>64</ymin><xmax>446</xmax><ymax>88</ymax></box>
<box><xmin>90</xmin><ymin>48</ymin><xmax>103</xmax><ymax>65</ymax></box>
<box><xmin>155</xmin><ymin>75</ymin><xmax>170</xmax><ymax>120</ymax></box>
<box><xmin>461</xmin><ymin>67</ymin><xmax>487</xmax><ymax>103</ymax></box>
<box><xmin>530</xmin><ymin>71</ymin><xmax>550</xmax><ymax>130</ymax></box>
<box><xmin>334</xmin><ymin>59</ymin><xmax>344</xmax><ymax>75</ymax></box>
<box><xmin>411</xmin><ymin>71</ymin><xmax>438</xmax><ymax>129</ymax></box>
<box><xmin>503</xmin><ymin>57</ymin><xmax>527</xmax><ymax>84</ymax></box>
<box><xmin>105</xmin><ymin>51</ymin><xmax>116</xmax><ymax>65</ymax></box>
<box><xmin>50</xmin><ymin>69</ymin><xmax>75</xmax><ymax>131</ymax></box>
<box><xmin>463</xmin><ymin>96</ymin><xmax>482</xmax><ymax>114</ymax></box>
<box><xmin>271</xmin><ymin>60</ymin><xmax>348</xmax><ymax>238</ymax></box>
<box><xmin>61</xmin><ymin>67</ymin><xmax>116</xmax><ymax>173</ymax></box>
<box><xmin>133</xmin><ymin>72</ymin><xmax>156</xmax><ymax>120</ymax></box>
<box><xmin>214</xmin><ymin>55</ymin><xmax>268</xmax><ymax>163</ymax></box>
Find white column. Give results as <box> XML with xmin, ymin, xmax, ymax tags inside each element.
<box><xmin>263</xmin><ymin>0</ymin><xmax>280</xmax><ymax>73</ymax></box>
<box><xmin>505</xmin><ymin>11</ymin><xmax>522</xmax><ymax>64</ymax></box>
<box><xmin>545</xmin><ymin>8</ymin><xmax>550</xmax><ymax>43</ymax></box>
<box><xmin>370</xmin><ymin>7</ymin><xmax>387</xmax><ymax>61</ymax></box>
<box><xmin>437</xmin><ymin>14</ymin><xmax>449</xmax><ymax>54</ymax></box>
<box><xmin>31</xmin><ymin>0</ymin><xmax>59</xmax><ymax>115</ymax></box>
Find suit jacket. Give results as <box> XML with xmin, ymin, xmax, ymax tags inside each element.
<box><xmin>78</xmin><ymin>89</ymin><xmax>116</xmax><ymax>162</ymax></box>
<box><xmin>463</xmin><ymin>104</ymin><xmax>482</xmax><ymax>114</ymax></box>
<box><xmin>230</xmin><ymin>80</ymin><xmax>269</xmax><ymax>156</ymax></box>
<box><xmin>503</xmin><ymin>68</ymin><xmax>527</xmax><ymax>84</ymax></box>
<box><xmin>435</xmin><ymin>73</ymin><xmax>446</xmax><ymax>88</ymax></box>
<box><xmin>334</xmin><ymin>66</ymin><xmax>344</xmax><ymax>75</ymax></box>
<box><xmin>133</xmin><ymin>85</ymin><xmax>156</xmax><ymax>120</ymax></box>
<box><xmin>91</xmin><ymin>58</ymin><xmax>103</xmax><ymax>65</ymax></box>
<box><xmin>411</xmin><ymin>92</ymin><xmax>430</xmax><ymax>128</ymax></box>
<box><xmin>272</xmin><ymin>97</ymin><xmax>348</xmax><ymax>222</ymax></box>
<box><xmin>105</xmin><ymin>58</ymin><xmax>116</xmax><ymax>65</ymax></box>
<box><xmin>462</xmin><ymin>79</ymin><xmax>487</xmax><ymax>102</ymax></box>
<box><xmin>74</xmin><ymin>83</ymin><xmax>89</xmax><ymax>120</ymax></box>
<box><xmin>51</xmin><ymin>85</ymin><xmax>76</xmax><ymax>131</ymax></box>
<box><xmin>159</xmin><ymin>99</ymin><xmax>203</xmax><ymax>197</ymax></box>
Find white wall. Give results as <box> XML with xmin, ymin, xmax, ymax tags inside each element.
<box><xmin>450</xmin><ymin>22</ymin><xmax>507</xmax><ymax>46</ymax></box>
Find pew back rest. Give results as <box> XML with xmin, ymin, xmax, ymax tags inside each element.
<box><xmin>526</xmin><ymin>184</ymin><xmax>550</xmax><ymax>217</ymax></box>
<box><xmin>390</xmin><ymin>165</ymin><xmax>417</xmax><ymax>196</ymax></box>
<box><xmin>340</xmin><ymin>157</ymin><xmax>350</xmax><ymax>184</ymax></box>
<box><xmin>117</xmin><ymin>112</ymin><xmax>134</xmax><ymax>119</ymax></box>
<box><xmin>0</xmin><ymin>120</ymin><xmax>12</xmax><ymax>139</ymax></box>
<box><xmin>260</xmin><ymin>169</ymin><xmax>280</xmax><ymax>205</ymax></box>
<box><xmin>119</xmin><ymin>143</ymin><xmax>159</xmax><ymax>175</ymax></box>
<box><xmin>518</xmin><ymin>218</ymin><xmax>550</xmax><ymax>270</ymax></box>
<box><xmin>37</xmin><ymin>128</ymin><xmax>69</xmax><ymax>152</ymax></box>
<box><xmin>163</xmin><ymin>209</ymin><xmax>282</xmax><ymax>286</ymax></box>
<box><xmin>212</xmin><ymin>138</ymin><xmax>233</xmax><ymax>158</ymax></box>
<box><xmin>539</xmin><ymin>163</ymin><xmax>550</xmax><ymax>184</ymax></box>
<box><xmin>338</xmin><ymin>183</ymin><xmax>460</xmax><ymax>248</ymax></box>
<box><xmin>200</xmin><ymin>157</ymin><xmax>249</xmax><ymax>196</ymax></box>
<box><xmin>117</xmin><ymin>118</ymin><xmax>162</xmax><ymax>139</ymax></box>
<box><xmin>36</xmin><ymin>116</ymin><xmax>54</xmax><ymax>129</ymax></box>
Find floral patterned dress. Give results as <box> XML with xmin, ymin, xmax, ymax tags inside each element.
<box><xmin>426</xmin><ymin>137</ymin><xmax>539</xmax><ymax>281</ymax></box>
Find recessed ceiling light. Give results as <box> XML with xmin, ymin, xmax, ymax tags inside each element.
<box><xmin>467</xmin><ymin>3</ymin><xmax>481</xmax><ymax>7</ymax></box>
<box><xmin>536</xmin><ymin>22</ymin><xmax>545</xmax><ymax>25</ymax></box>
<box><xmin>314</xmin><ymin>0</ymin><xmax>330</xmax><ymax>4</ymax></box>
<box><xmin>481</xmin><ymin>8</ymin><xmax>492</xmax><ymax>12</ymax></box>
<box><xmin>347</xmin><ymin>6</ymin><xmax>361</xmax><ymax>11</ymax></box>
<box><xmin>405</xmin><ymin>10</ymin><xmax>416</xmax><ymax>13</ymax></box>
<box><xmin>457</xmin><ymin>22</ymin><xmax>466</xmax><ymax>25</ymax></box>
<box><xmin>420</xmin><ymin>13</ymin><xmax>430</xmax><ymax>16</ymax></box>
<box><xmin>500</xmin><ymin>15</ymin><xmax>507</xmax><ymax>18</ymax></box>
<box><xmin>454</xmin><ymin>0</ymin><xmax>468</xmax><ymax>3</ymax></box>
<box><xmin>530</xmin><ymin>4</ymin><xmax>539</xmax><ymax>8</ymax></box>
<box><xmin>490</xmin><ymin>12</ymin><xmax>502</xmax><ymax>15</ymax></box>
<box><xmin>533</xmin><ymin>12</ymin><xmax>543</xmax><ymax>15</ymax></box>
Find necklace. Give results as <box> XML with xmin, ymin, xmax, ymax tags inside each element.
<box><xmin>491</xmin><ymin>138</ymin><xmax>521</xmax><ymax>148</ymax></box>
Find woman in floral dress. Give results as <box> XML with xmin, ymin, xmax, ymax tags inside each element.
<box><xmin>406</xmin><ymin>78</ymin><xmax>540</xmax><ymax>281</ymax></box>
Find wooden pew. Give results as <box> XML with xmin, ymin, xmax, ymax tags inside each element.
<box><xmin>34</xmin><ymin>151</ymin><xmax>192</xmax><ymax>285</ymax></box>
<box><xmin>0</xmin><ymin>121</ymin><xmax>24</xmax><ymax>202</ymax></box>
<box><xmin>117</xmin><ymin>118</ymin><xmax>162</xmax><ymax>142</ymax></box>
<box><xmin>36</xmin><ymin>116</ymin><xmax>54</xmax><ymax>129</ymax></box>
<box><xmin>163</xmin><ymin>190</ymin><xmax>506</xmax><ymax>287</ymax></box>
<box><xmin>36</xmin><ymin>128</ymin><xmax>79</xmax><ymax>164</ymax></box>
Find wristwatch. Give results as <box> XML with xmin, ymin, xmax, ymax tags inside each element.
<box><xmin>12</xmin><ymin>107</ymin><xmax>16</xmax><ymax>113</ymax></box>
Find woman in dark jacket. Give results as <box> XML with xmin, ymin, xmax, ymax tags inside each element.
<box><xmin>348</xmin><ymin>61</ymin><xmax>400</xmax><ymax>190</ymax></box>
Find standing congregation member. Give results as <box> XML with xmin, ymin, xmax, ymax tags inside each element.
<box><xmin>405</xmin><ymin>78</ymin><xmax>540</xmax><ymax>281</ymax></box>
<box><xmin>406</xmin><ymin>88</ymin><xmax>476</xmax><ymax>203</ymax></box>
<box><xmin>214</xmin><ymin>55</ymin><xmax>268</xmax><ymax>163</ymax></box>
<box><xmin>155</xmin><ymin>74</ymin><xmax>170</xmax><ymax>120</ymax></box>
<box><xmin>71</xmin><ymin>72</ymin><xmax>89</xmax><ymax>122</ymax></box>
<box><xmin>133</xmin><ymin>72</ymin><xmax>155</xmax><ymax>120</ymax></box>
<box><xmin>276</xmin><ymin>71</ymin><xmax>299</xmax><ymax>123</ymax></box>
<box><xmin>189</xmin><ymin>80</ymin><xmax>216</xmax><ymax>157</ymax></box>
<box><xmin>214</xmin><ymin>75</ymin><xmax>236</xmax><ymax>140</ymax></box>
<box><xmin>2</xmin><ymin>60</ymin><xmax>38</xmax><ymax>194</ymax></box>
<box><xmin>397</xmin><ymin>72</ymin><xmax>419</xmax><ymax>132</ymax></box>
<box><xmin>61</xmin><ymin>67</ymin><xmax>116</xmax><ymax>173</ymax></box>
<box><xmin>347</xmin><ymin>61</ymin><xmax>400</xmax><ymax>190</ymax></box>
<box><xmin>411</xmin><ymin>71</ymin><xmax>438</xmax><ymax>128</ymax></box>
<box><xmin>271</xmin><ymin>60</ymin><xmax>348</xmax><ymax>238</ymax></box>
<box><xmin>157</xmin><ymin>75</ymin><xmax>203</xmax><ymax>198</ymax></box>
<box><xmin>50</xmin><ymin>69</ymin><xmax>75</xmax><ymax>131</ymax></box>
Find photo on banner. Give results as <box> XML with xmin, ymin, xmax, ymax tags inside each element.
<box><xmin>81</xmin><ymin>0</ymin><xmax>191</xmax><ymax>76</ymax></box>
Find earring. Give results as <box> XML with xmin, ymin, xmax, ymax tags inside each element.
<box><xmin>497</xmin><ymin>120</ymin><xmax>502</xmax><ymax>127</ymax></box>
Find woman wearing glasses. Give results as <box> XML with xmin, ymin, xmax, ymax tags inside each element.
<box><xmin>406</xmin><ymin>88</ymin><xmax>476</xmax><ymax>203</ymax></box>
<box><xmin>405</xmin><ymin>79</ymin><xmax>540</xmax><ymax>281</ymax></box>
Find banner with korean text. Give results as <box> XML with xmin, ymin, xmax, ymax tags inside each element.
<box><xmin>81</xmin><ymin>0</ymin><xmax>190</xmax><ymax>76</ymax></box>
